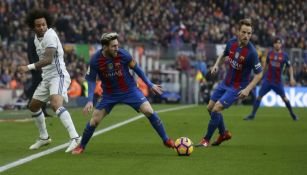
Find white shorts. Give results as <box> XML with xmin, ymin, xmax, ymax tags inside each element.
<box><xmin>32</xmin><ymin>75</ymin><xmax>71</xmax><ymax>103</ymax></box>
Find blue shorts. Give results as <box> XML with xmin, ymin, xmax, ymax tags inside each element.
<box><xmin>258</xmin><ymin>80</ymin><xmax>285</xmax><ymax>97</ymax></box>
<box><xmin>210</xmin><ymin>82</ymin><xmax>242</xmax><ymax>108</ymax></box>
<box><xmin>95</xmin><ymin>89</ymin><xmax>148</xmax><ymax>113</ymax></box>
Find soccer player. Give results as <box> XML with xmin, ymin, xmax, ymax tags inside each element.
<box><xmin>196</xmin><ymin>19</ymin><xmax>263</xmax><ymax>147</ymax></box>
<box><xmin>25</xmin><ymin>34</ymin><xmax>51</xmax><ymax>117</ymax></box>
<box><xmin>244</xmin><ymin>37</ymin><xmax>299</xmax><ymax>121</ymax></box>
<box><xmin>17</xmin><ymin>9</ymin><xmax>80</xmax><ymax>152</ymax></box>
<box><xmin>72</xmin><ymin>32</ymin><xmax>175</xmax><ymax>154</ymax></box>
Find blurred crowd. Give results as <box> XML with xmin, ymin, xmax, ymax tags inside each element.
<box><xmin>1</xmin><ymin>0</ymin><xmax>306</xmax><ymax>47</ymax></box>
<box><xmin>1</xmin><ymin>0</ymin><xmax>307</xmax><ymax>92</ymax></box>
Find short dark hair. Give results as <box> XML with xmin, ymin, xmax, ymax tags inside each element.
<box><xmin>273</xmin><ymin>37</ymin><xmax>282</xmax><ymax>44</ymax></box>
<box><xmin>100</xmin><ymin>32</ymin><xmax>119</xmax><ymax>46</ymax></box>
<box><xmin>239</xmin><ymin>18</ymin><xmax>253</xmax><ymax>30</ymax></box>
<box><xmin>26</xmin><ymin>9</ymin><xmax>53</xmax><ymax>29</ymax></box>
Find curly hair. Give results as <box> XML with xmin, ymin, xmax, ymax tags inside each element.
<box><xmin>25</xmin><ymin>9</ymin><xmax>53</xmax><ymax>29</ymax></box>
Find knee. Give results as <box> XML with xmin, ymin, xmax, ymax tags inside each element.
<box><xmin>143</xmin><ymin>111</ymin><xmax>154</xmax><ymax>117</ymax></box>
<box><xmin>139</xmin><ymin>103</ymin><xmax>154</xmax><ymax>117</ymax></box>
<box><xmin>90</xmin><ymin>117</ymin><xmax>101</xmax><ymax>127</ymax></box>
<box><xmin>28</xmin><ymin>105</ymin><xmax>37</xmax><ymax>112</ymax></box>
<box><xmin>28</xmin><ymin>102</ymin><xmax>40</xmax><ymax>112</ymax></box>
<box><xmin>50</xmin><ymin>101</ymin><xmax>61</xmax><ymax>112</ymax></box>
<box><xmin>90</xmin><ymin>110</ymin><xmax>106</xmax><ymax>126</ymax></box>
<box><xmin>211</xmin><ymin>103</ymin><xmax>223</xmax><ymax>113</ymax></box>
<box><xmin>50</xmin><ymin>96</ymin><xmax>64</xmax><ymax>111</ymax></box>
<box><xmin>206</xmin><ymin>105</ymin><xmax>212</xmax><ymax>112</ymax></box>
<box><xmin>207</xmin><ymin>100</ymin><xmax>215</xmax><ymax>112</ymax></box>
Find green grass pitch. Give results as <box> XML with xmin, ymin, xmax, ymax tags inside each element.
<box><xmin>0</xmin><ymin>104</ymin><xmax>306</xmax><ymax>175</ymax></box>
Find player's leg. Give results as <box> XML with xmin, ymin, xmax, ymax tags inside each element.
<box><xmin>49</xmin><ymin>77</ymin><xmax>80</xmax><ymax>152</ymax></box>
<box><xmin>196</xmin><ymin>100</ymin><xmax>224</xmax><ymax>147</ymax></box>
<box><xmin>42</xmin><ymin>102</ymin><xmax>52</xmax><ymax>117</ymax></box>
<box><xmin>282</xmin><ymin>96</ymin><xmax>298</xmax><ymax>120</ymax></box>
<box><xmin>244</xmin><ymin>81</ymin><xmax>270</xmax><ymax>120</ymax></box>
<box><xmin>196</xmin><ymin>83</ymin><xmax>225</xmax><ymax>147</ymax></box>
<box><xmin>205</xmin><ymin>101</ymin><xmax>224</xmax><ymax>140</ymax></box>
<box><xmin>127</xmin><ymin>90</ymin><xmax>174</xmax><ymax>148</ymax></box>
<box><xmin>204</xmin><ymin>83</ymin><xmax>226</xmax><ymax>140</ymax></box>
<box><xmin>72</xmin><ymin>109</ymin><xmax>108</xmax><ymax>154</ymax></box>
<box><xmin>198</xmin><ymin>87</ymin><xmax>237</xmax><ymax>147</ymax></box>
<box><xmin>244</xmin><ymin>95</ymin><xmax>263</xmax><ymax>120</ymax></box>
<box><xmin>207</xmin><ymin>100</ymin><xmax>226</xmax><ymax>136</ymax></box>
<box><xmin>50</xmin><ymin>94</ymin><xmax>81</xmax><ymax>152</ymax></box>
<box><xmin>273</xmin><ymin>84</ymin><xmax>299</xmax><ymax>121</ymax></box>
<box><xmin>73</xmin><ymin>97</ymin><xmax>115</xmax><ymax>154</ymax></box>
<box><xmin>210</xmin><ymin>101</ymin><xmax>232</xmax><ymax>146</ymax></box>
<box><xmin>209</xmin><ymin>89</ymin><xmax>239</xmax><ymax>146</ymax></box>
<box><xmin>139</xmin><ymin>101</ymin><xmax>174</xmax><ymax>148</ymax></box>
<box><xmin>28</xmin><ymin>81</ymin><xmax>51</xmax><ymax>150</ymax></box>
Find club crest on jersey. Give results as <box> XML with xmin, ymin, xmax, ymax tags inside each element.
<box><xmin>114</xmin><ymin>62</ymin><xmax>121</xmax><ymax>69</ymax></box>
<box><xmin>239</xmin><ymin>56</ymin><xmax>245</xmax><ymax>61</ymax></box>
<box><xmin>108</xmin><ymin>63</ymin><xmax>114</xmax><ymax>70</ymax></box>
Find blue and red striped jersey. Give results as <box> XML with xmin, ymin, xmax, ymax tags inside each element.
<box><xmin>223</xmin><ymin>37</ymin><xmax>262</xmax><ymax>89</ymax></box>
<box><xmin>264</xmin><ymin>50</ymin><xmax>290</xmax><ymax>84</ymax></box>
<box><xmin>86</xmin><ymin>48</ymin><xmax>138</xmax><ymax>95</ymax></box>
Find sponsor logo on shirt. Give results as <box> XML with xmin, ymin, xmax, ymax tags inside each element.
<box><xmin>270</xmin><ymin>61</ymin><xmax>281</xmax><ymax>67</ymax></box>
<box><xmin>228</xmin><ymin>58</ymin><xmax>243</xmax><ymax>70</ymax></box>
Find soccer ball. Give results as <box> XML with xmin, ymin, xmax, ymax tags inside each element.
<box><xmin>175</xmin><ymin>137</ymin><xmax>193</xmax><ymax>156</ymax></box>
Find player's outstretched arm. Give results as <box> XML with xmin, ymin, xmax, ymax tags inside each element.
<box><xmin>129</xmin><ymin>60</ymin><xmax>154</xmax><ymax>87</ymax></box>
<box><xmin>17</xmin><ymin>48</ymin><xmax>56</xmax><ymax>73</ymax></box>
<box><xmin>34</xmin><ymin>48</ymin><xmax>55</xmax><ymax>69</ymax></box>
<box><xmin>288</xmin><ymin>66</ymin><xmax>296</xmax><ymax>86</ymax></box>
<box><xmin>211</xmin><ymin>55</ymin><xmax>226</xmax><ymax>75</ymax></box>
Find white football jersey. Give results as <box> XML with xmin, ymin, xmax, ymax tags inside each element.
<box><xmin>34</xmin><ymin>28</ymin><xmax>70</xmax><ymax>79</ymax></box>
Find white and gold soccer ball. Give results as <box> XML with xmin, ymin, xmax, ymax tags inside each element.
<box><xmin>175</xmin><ymin>137</ymin><xmax>193</xmax><ymax>156</ymax></box>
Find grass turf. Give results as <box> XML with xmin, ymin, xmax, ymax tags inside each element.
<box><xmin>0</xmin><ymin>104</ymin><xmax>306</xmax><ymax>175</ymax></box>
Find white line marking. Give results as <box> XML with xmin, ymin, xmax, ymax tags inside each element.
<box><xmin>0</xmin><ymin>105</ymin><xmax>196</xmax><ymax>173</ymax></box>
<box><xmin>0</xmin><ymin>118</ymin><xmax>33</xmax><ymax>123</ymax></box>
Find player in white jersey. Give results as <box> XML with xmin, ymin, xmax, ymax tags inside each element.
<box><xmin>18</xmin><ymin>9</ymin><xmax>80</xmax><ymax>152</ymax></box>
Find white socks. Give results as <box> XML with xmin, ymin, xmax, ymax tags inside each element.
<box><xmin>32</xmin><ymin>109</ymin><xmax>48</xmax><ymax>139</ymax></box>
<box><xmin>56</xmin><ymin>107</ymin><xmax>79</xmax><ymax>139</ymax></box>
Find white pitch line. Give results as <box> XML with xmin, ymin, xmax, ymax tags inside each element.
<box><xmin>0</xmin><ymin>105</ymin><xmax>196</xmax><ymax>173</ymax></box>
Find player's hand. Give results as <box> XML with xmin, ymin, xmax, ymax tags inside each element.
<box><xmin>150</xmin><ymin>84</ymin><xmax>163</xmax><ymax>95</ymax></box>
<box><xmin>17</xmin><ymin>65</ymin><xmax>29</xmax><ymax>73</ymax></box>
<box><xmin>83</xmin><ymin>101</ymin><xmax>93</xmax><ymax>115</ymax></box>
<box><xmin>210</xmin><ymin>65</ymin><xmax>219</xmax><ymax>75</ymax></box>
<box><xmin>238</xmin><ymin>88</ymin><xmax>250</xmax><ymax>99</ymax></box>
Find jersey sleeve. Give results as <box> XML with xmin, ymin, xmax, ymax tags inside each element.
<box><xmin>43</xmin><ymin>31</ymin><xmax>57</xmax><ymax>48</ymax></box>
<box><xmin>120</xmin><ymin>48</ymin><xmax>133</xmax><ymax>63</ymax></box>
<box><xmin>251</xmin><ymin>51</ymin><xmax>262</xmax><ymax>74</ymax></box>
<box><xmin>85</xmin><ymin>56</ymin><xmax>98</xmax><ymax>82</ymax></box>
<box><xmin>223</xmin><ymin>40</ymin><xmax>232</xmax><ymax>57</ymax></box>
